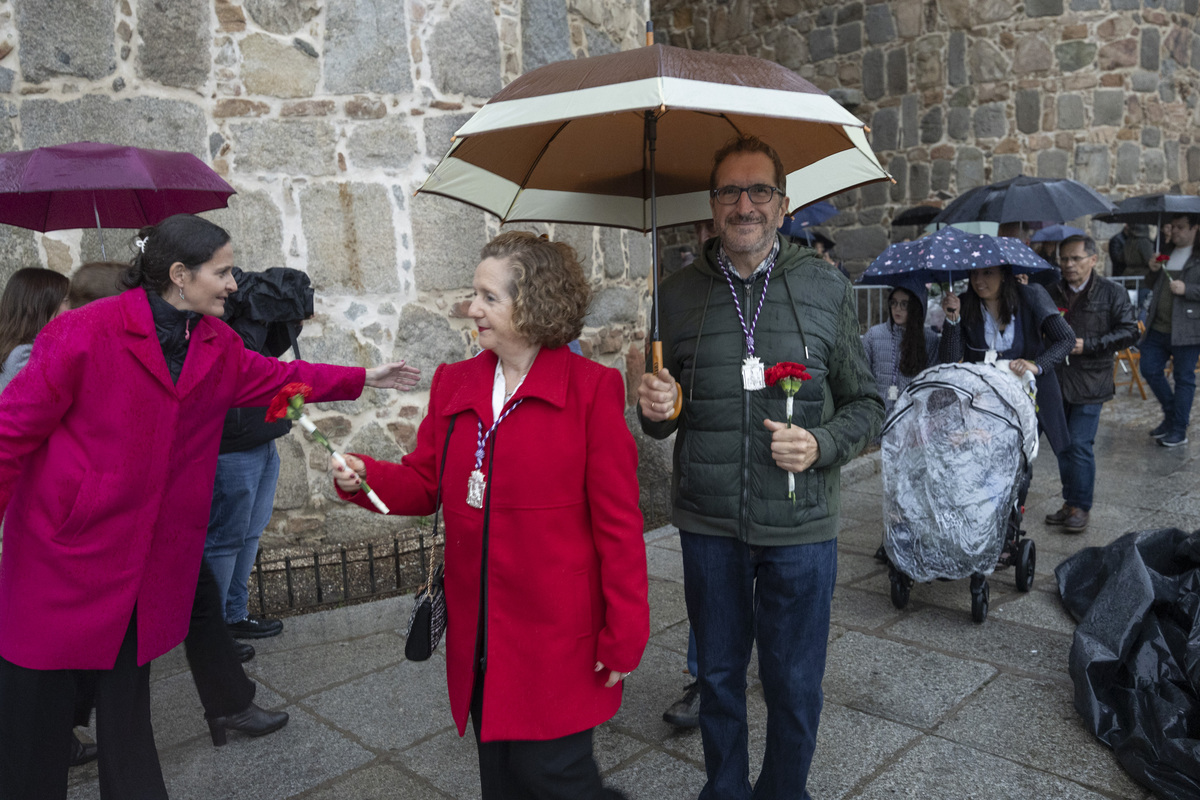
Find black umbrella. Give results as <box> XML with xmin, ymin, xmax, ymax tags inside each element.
<box><xmin>1094</xmin><ymin>193</ymin><xmax>1200</xmax><ymax>225</ymax></box>
<box><xmin>891</xmin><ymin>205</ymin><xmax>941</xmax><ymax>227</ymax></box>
<box><xmin>932</xmin><ymin>175</ymin><xmax>1115</xmax><ymax>226</ymax></box>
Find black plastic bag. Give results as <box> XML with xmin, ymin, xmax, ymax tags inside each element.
<box><xmin>222</xmin><ymin>267</ymin><xmax>313</xmax><ymax>358</ymax></box>
<box><xmin>1055</xmin><ymin>528</ymin><xmax>1200</xmax><ymax>799</ymax></box>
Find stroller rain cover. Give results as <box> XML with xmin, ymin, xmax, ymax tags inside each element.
<box><xmin>881</xmin><ymin>362</ymin><xmax>1038</xmax><ymax>583</ymax></box>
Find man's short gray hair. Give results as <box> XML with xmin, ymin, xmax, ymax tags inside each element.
<box><xmin>1060</xmin><ymin>235</ymin><xmax>1096</xmax><ymax>256</ymax></box>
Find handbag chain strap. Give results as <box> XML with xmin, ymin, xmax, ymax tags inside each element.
<box><xmin>425</xmin><ymin>414</ymin><xmax>457</xmax><ymax>590</ymax></box>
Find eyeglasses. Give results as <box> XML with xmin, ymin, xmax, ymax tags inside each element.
<box><xmin>889</xmin><ymin>299</ymin><xmax>909</xmax><ymax>309</ymax></box>
<box><xmin>711</xmin><ymin>184</ymin><xmax>783</xmax><ymax>205</ymax></box>
<box><xmin>1060</xmin><ymin>255</ymin><xmax>1094</xmax><ymax>264</ymax></box>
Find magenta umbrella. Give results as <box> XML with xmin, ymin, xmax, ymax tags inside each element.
<box><xmin>0</xmin><ymin>141</ymin><xmax>236</xmax><ymax>257</ymax></box>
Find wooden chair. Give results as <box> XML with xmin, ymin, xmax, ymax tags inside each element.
<box><xmin>1113</xmin><ymin>321</ymin><xmax>1147</xmax><ymax>399</ymax></box>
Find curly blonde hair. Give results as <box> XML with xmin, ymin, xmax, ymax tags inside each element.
<box><xmin>480</xmin><ymin>231</ymin><xmax>592</xmax><ymax>349</ymax></box>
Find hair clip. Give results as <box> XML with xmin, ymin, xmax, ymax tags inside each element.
<box><xmin>135</xmin><ymin>237</ymin><xmax>147</xmax><ymax>253</ymax></box>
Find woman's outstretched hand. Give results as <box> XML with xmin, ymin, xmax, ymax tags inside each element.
<box><xmin>332</xmin><ymin>453</ymin><xmax>366</xmax><ymax>494</ymax></box>
<box><xmin>365</xmin><ymin>361</ymin><xmax>420</xmax><ymax>390</ymax></box>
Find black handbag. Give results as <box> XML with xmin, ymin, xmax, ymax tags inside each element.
<box><xmin>405</xmin><ymin>564</ymin><xmax>446</xmax><ymax>661</ymax></box>
<box><xmin>404</xmin><ymin>416</ymin><xmax>455</xmax><ymax>662</ymax></box>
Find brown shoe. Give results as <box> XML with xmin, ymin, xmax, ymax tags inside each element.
<box><xmin>1045</xmin><ymin>504</ymin><xmax>1072</xmax><ymax>526</ymax></box>
<box><xmin>1063</xmin><ymin>507</ymin><xmax>1089</xmax><ymax>533</ymax></box>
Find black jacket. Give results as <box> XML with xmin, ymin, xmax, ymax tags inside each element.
<box><xmin>1048</xmin><ymin>274</ymin><xmax>1139</xmax><ymax>405</ymax></box>
<box><xmin>218</xmin><ymin>268</ymin><xmax>312</xmax><ymax>454</ymax></box>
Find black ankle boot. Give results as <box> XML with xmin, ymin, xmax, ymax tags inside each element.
<box><xmin>207</xmin><ymin>703</ymin><xmax>289</xmax><ymax>746</ymax></box>
<box><xmin>69</xmin><ymin>732</ymin><xmax>98</xmax><ymax>767</ymax></box>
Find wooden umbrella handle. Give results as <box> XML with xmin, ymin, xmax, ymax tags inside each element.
<box><xmin>650</xmin><ymin>340</ymin><xmax>683</xmax><ymax>420</ymax></box>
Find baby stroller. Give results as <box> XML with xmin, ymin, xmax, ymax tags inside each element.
<box><xmin>880</xmin><ymin>362</ymin><xmax>1039</xmax><ymax>623</ymax></box>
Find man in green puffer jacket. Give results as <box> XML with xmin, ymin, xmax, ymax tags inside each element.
<box><xmin>638</xmin><ymin>136</ymin><xmax>883</xmax><ymax>800</ymax></box>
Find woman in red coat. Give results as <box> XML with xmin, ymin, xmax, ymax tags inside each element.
<box><xmin>335</xmin><ymin>231</ymin><xmax>649</xmax><ymax>800</ymax></box>
<box><xmin>0</xmin><ymin>214</ymin><xmax>419</xmax><ymax>800</ymax></box>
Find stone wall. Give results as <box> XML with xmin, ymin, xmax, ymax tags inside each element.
<box><xmin>651</xmin><ymin>0</ymin><xmax>1200</xmax><ymax>273</ymax></box>
<box><xmin>0</xmin><ymin>0</ymin><xmax>665</xmax><ymax>545</ymax></box>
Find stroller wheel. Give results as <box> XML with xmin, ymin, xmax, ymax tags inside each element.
<box><xmin>889</xmin><ymin>566</ymin><xmax>911</xmax><ymax>609</ymax></box>
<box><xmin>970</xmin><ymin>574</ymin><xmax>989</xmax><ymax>624</ymax></box>
<box><xmin>1015</xmin><ymin>539</ymin><xmax>1036</xmax><ymax>592</ymax></box>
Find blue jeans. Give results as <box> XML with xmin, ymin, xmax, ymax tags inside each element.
<box><xmin>1140</xmin><ymin>328</ymin><xmax>1200</xmax><ymax>436</ymax></box>
<box><xmin>1055</xmin><ymin>402</ymin><xmax>1102</xmax><ymax>511</ymax></box>
<box><xmin>203</xmin><ymin>441</ymin><xmax>280</xmax><ymax>624</ymax></box>
<box><xmin>680</xmin><ymin>531</ymin><xmax>837</xmax><ymax>800</ymax></box>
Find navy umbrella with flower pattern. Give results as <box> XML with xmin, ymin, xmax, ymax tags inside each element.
<box><xmin>857</xmin><ymin>225</ymin><xmax>1053</xmax><ymax>289</ymax></box>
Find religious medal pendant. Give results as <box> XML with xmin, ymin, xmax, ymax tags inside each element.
<box><xmin>887</xmin><ymin>385</ymin><xmax>899</xmax><ymax>401</ymax></box>
<box><xmin>742</xmin><ymin>355</ymin><xmax>766</xmax><ymax>391</ymax></box>
<box><xmin>984</xmin><ymin>349</ymin><xmax>998</xmax><ymax>365</ymax></box>
<box><xmin>467</xmin><ymin>469</ymin><xmax>486</xmax><ymax>509</ymax></box>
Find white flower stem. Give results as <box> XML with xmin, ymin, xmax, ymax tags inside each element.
<box><xmin>298</xmin><ymin>414</ymin><xmax>391</xmax><ymax>514</ymax></box>
<box><xmin>786</xmin><ymin>394</ymin><xmax>795</xmax><ymax>503</ymax></box>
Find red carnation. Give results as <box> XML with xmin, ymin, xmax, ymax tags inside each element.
<box><xmin>764</xmin><ymin>362</ymin><xmax>811</xmax><ymax>388</ymax></box>
<box><xmin>765</xmin><ymin>362</ymin><xmax>811</xmax><ymax>504</ymax></box>
<box><xmin>265</xmin><ymin>382</ymin><xmax>313</xmax><ymax>423</ymax></box>
<box><xmin>1156</xmin><ymin>254</ymin><xmax>1170</xmax><ymax>263</ymax></box>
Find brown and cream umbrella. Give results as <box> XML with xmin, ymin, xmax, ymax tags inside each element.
<box><xmin>418</xmin><ymin>33</ymin><xmax>889</xmax><ymax>371</ymax></box>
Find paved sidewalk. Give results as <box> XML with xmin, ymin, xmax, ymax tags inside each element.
<box><xmin>68</xmin><ymin>389</ymin><xmax>1184</xmax><ymax>799</ymax></box>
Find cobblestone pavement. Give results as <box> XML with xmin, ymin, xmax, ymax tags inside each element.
<box><xmin>68</xmin><ymin>388</ymin><xmax>1176</xmax><ymax>799</ymax></box>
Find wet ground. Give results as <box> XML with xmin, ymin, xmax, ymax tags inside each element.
<box><xmin>68</xmin><ymin>386</ymin><xmax>1176</xmax><ymax>799</ymax></box>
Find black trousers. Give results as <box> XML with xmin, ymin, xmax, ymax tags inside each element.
<box><xmin>73</xmin><ymin>560</ymin><xmax>256</xmax><ymax>724</ymax></box>
<box><xmin>470</xmin><ymin>674</ymin><xmax>616</xmax><ymax>800</ymax></box>
<box><xmin>185</xmin><ymin>559</ymin><xmax>255</xmax><ymax>719</ymax></box>
<box><xmin>0</xmin><ymin>608</ymin><xmax>167</xmax><ymax>800</ymax></box>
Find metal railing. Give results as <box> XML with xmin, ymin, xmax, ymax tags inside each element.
<box><xmin>250</xmin><ymin>531</ymin><xmax>440</xmax><ymax>616</ymax></box>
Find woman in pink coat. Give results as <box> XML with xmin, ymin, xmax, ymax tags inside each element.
<box><xmin>334</xmin><ymin>232</ymin><xmax>649</xmax><ymax>800</ymax></box>
<box><xmin>0</xmin><ymin>214</ymin><xmax>418</xmax><ymax>800</ymax></box>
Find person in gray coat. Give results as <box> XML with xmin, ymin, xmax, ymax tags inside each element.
<box><xmin>860</xmin><ymin>280</ymin><xmax>939</xmax><ymax>420</ymax></box>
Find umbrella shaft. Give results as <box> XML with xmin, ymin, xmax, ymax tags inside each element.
<box><xmin>93</xmin><ymin>194</ymin><xmax>107</xmax><ymax>260</ymax></box>
<box><xmin>646</xmin><ymin>110</ymin><xmax>660</xmax><ymax>344</ymax></box>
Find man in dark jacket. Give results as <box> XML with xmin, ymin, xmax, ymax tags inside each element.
<box><xmin>1046</xmin><ymin>235</ymin><xmax>1138</xmax><ymax>532</ymax></box>
<box><xmin>205</xmin><ymin>268</ymin><xmax>311</xmax><ymax>639</ymax></box>
<box><xmin>1140</xmin><ymin>214</ymin><xmax>1200</xmax><ymax>447</ymax></box>
<box><xmin>637</xmin><ymin>136</ymin><xmax>883</xmax><ymax>800</ymax></box>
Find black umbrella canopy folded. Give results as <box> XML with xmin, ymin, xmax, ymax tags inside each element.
<box><xmin>932</xmin><ymin>175</ymin><xmax>1115</xmax><ymax>226</ymax></box>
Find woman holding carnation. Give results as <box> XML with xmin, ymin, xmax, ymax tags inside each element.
<box><xmin>0</xmin><ymin>213</ymin><xmax>418</xmax><ymax>799</ymax></box>
<box><xmin>332</xmin><ymin>231</ymin><xmax>648</xmax><ymax>800</ymax></box>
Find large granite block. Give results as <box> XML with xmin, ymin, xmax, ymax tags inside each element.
<box><xmin>136</xmin><ymin>0</ymin><xmax>209</xmax><ymax>89</ymax></box>
<box><xmin>16</xmin><ymin>0</ymin><xmax>114</xmax><ymax>83</ymax></box>
<box><xmin>325</xmin><ymin>0</ymin><xmax>413</xmax><ymax>94</ymax></box>
<box><xmin>410</xmin><ymin>193</ymin><xmax>487</xmax><ymax>292</ymax></box>
<box><xmin>429</xmin><ymin>0</ymin><xmax>503</xmax><ymax>98</ymax></box>
<box><xmin>21</xmin><ymin>96</ymin><xmax>207</xmax><ymax>156</ymax></box>
<box><xmin>300</xmin><ymin>182</ymin><xmax>401</xmax><ymax>294</ymax></box>
<box><xmin>231</xmin><ymin>120</ymin><xmax>337</xmax><ymax>176</ymax></box>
